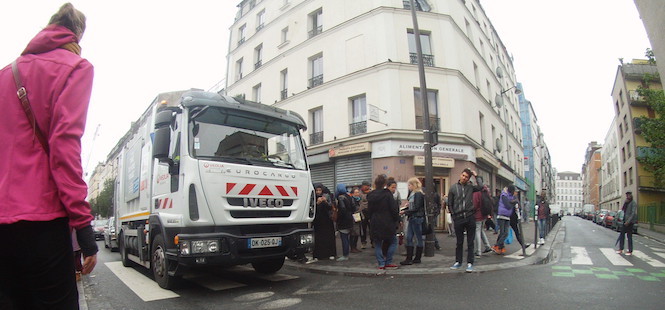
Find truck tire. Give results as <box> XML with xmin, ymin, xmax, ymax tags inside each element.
<box><xmin>119</xmin><ymin>232</ymin><xmax>131</xmax><ymax>267</ymax></box>
<box><xmin>252</xmin><ymin>256</ymin><xmax>285</xmax><ymax>274</ymax></box>
<box><xmin>152</xmin><ymin>234</ymin><xmax>179</xmax><ymax>289</ymax></box>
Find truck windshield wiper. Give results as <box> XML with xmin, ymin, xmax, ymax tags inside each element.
<box><xmin>197</xmin><ymin>156</ymin><xmax>253</xmax><ymax>165</ymax></box>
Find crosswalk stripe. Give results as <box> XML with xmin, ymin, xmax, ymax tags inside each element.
<box><xmin>599</xmin><ymin>248</ymin><xmax>632</xmax><ymax>266</ymax></box>
<box><xmin>105</xmin><ymin>262</ymin><xmax>180</xmax><ymax>302</ymax></box>
<box><xmin>571</xmin><ymin>247</ymin><xmax>592</xmax><ymax>265</ymax></box>
<box><xmin>650</xmin><ymin>247</ymin><xmax>665</xmax><ymax>252</ymax></box>
<box><xmin>504</xmin><ymin>246</ymin><xmax>536</xmax><ymax>259</ymax></box>
<box><xmin>631</xmin><ymin>250</ymin><xmax>665</xmax><ymax>267</ymax></box>
<box><xmin>182</xmin><ymin>274</ymin><xmax>247</xmax><ymax>291</ymax></box>
<box><xmin>654</xmin><ymin>252</ymin><xmax>665</xmax><ymax>260</ymax></box>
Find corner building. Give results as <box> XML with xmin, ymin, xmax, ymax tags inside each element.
<box><xmin>225</xmin><ymin>0</ymin><xmax>527</xmax><ymax>216</ymax></box>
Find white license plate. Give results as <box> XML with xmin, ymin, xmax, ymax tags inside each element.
<box><xmin>248</xmin><ymin>237</ymin><xmax>282</xmax><ymax>249</ymax></box>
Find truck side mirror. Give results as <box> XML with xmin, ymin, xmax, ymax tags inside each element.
<box><xmin>153</xmin><ymin>110</ymin><xmax>174</xmax><ymax>162</ymax></box>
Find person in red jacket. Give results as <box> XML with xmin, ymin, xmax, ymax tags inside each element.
<box><xmin>0</xmin><ymin>3</ymin><xmax>98</xmax><ymax>309</ymax></box>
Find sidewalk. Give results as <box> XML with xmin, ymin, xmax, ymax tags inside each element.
<box><xmin>285</xmin><ymin>219</ymin><xmax>560</xmax><ymax>277</ymax></box>
<box><xmin>636</xmin><ymin>224</ymin><xmax>665</xmax><ymax>243</ymax></box>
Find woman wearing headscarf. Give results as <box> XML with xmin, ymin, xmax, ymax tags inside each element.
<box><xmin>0</xmin><ymin>3</ymin><xmax>97</xmax><ymax>308</ymax></box>
<box><xmin>311</xmin><ymin>183</ymin><xmax>336</xmax><ymax>261</ymax></box>
<box><xmin>335</xmin><ymin>183</ymin><xmax>355</xmax><ymax>261</ymax></box>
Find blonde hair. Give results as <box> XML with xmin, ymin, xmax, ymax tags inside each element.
<box><xmin>49</xmin><ymin>3</ymin><xmax>86</xmax><ymax>40</ymax></box>
<box><xmin>407</xmin><ymin>177</ymin><xmax>423</xmax><ymax>193</ymax></box>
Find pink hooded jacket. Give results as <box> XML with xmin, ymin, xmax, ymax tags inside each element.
<box><xmin>0</xmin><ymin>25</ymin><xmax>94</xmax><ymax>230</ymax></box>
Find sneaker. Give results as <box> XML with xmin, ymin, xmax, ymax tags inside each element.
<box><xmin>615</xmin><ymin>250</ymin><xmax>623</xmax><ymax>254</ymax></box>
<box><xmin>625</xmin><ymin>251</ymin><xmax>632</xmax><ymax>256</ymax></box>
<box><xmin>385</xmin><ymin>264</ymin><xmax>399</xmax><ymax>270</ymax></box>
<box><xmin>539</xmin><ymin>238</ymin><xmax>545</xmax><ymax>245</ymax></box>
<box><xmin>361</xmin><ymin>243</ymin><xmax>367</xmax><ymax>249</ymax></box>
<box><xmin>492</xmin><ymin>245</ymin><xmax>501</xmax><ymax>254</ymax></box>
<box><xmin>350</xmin><ymin>248</ymin><xmax>362</xmax><ymax>253</ymax></box>
<box><xmin>501</xmin><ymin>247</ymin><xmax>507</xmax><ymax>254</ymax></box>
<box><xmin>450</xmin><ymin>262</ymin><xmax>461</xmax><ymax>270</ymax></box>
<box><xmin>465</xmin><ymin>263</ymin><xmax>474</xmax><ymax>273</ymax></box>
<box><xmin>483</xmin><ymin>247</ymin><xmax>493</xmax><ymax>253</ymax></box>
<box><xmin>377</xmin><ymin>266</ymin><xmax>385</xmax><ymax>270</ymax></box>
<box><xmin>336</xmin><ymin>256</ymin><xmax>349</xmax><ymax>261</ymax></box>
<box><xmin>475</xmin><ymin>253</ymin><xmax>481</xmax><ymax>258</ymax></box>
<box><xmin>305</xmin><ymin>258</ymin><xmax>318</xmax><ymax>264</ymax></box>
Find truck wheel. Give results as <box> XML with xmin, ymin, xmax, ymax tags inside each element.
<box><xmin>152</xmin><ymin>234</ymin><xmax>178</xmax><ymax>289</ymax></box>
<box><xmin>252</xmin><ymin>256</ymin><xmax>285</xmax><ymax>274</ymax></box>
<box><xmin>119</xmin><ymin>233</ymin><xmax>131</xmax><ymax>267</ymax></box>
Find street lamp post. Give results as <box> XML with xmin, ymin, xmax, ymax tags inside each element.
<box><xmin>409</xmin><ymin>0</ymin><xmax>436</xmax><ymax>257</ymax></box>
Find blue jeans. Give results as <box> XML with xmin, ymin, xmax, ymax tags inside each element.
<box><xmin>339</xmin><ymin>231</ymin><xmax>350</xmax><ymax>257</ymax></box>
<box><xmin>374</xmin><ymin>235</ymin><xmax>398</xmax><ymax>267</ymax></box>
<box><xmin>538</xmin><ymin>218</ymin><xmax>547</xmax><ymax>238</ymax></box>
<box><xmin>405</xmin><ymin>217</ymin><xmax>424</xmax><ymax>247</ymax></box>
<box><xmin>496</xmin><ymin>218</ymin><xmax>511</xmax><ymax>248</ymax></box>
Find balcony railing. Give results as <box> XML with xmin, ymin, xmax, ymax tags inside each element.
<box><xmin>403</xmin><ymin>0</ymin><xmax>423</xmax><ymax>11</ymax></box>
<box><xmin>309</xmin><ymin>74</ymin><xmax>323</xmax><ymax>88</ymax></box>
<box><xmin>349</xmin><ymin>121</ymin><xmax>367</xmax><ymax>136</ymax></box>
<box><xmin>310</xmin><ymin>131</ymin><xmax>323</xmax><ymax>145</ymax></box>
<box><xmin>256</xmin><ymin>24</ymin><xmax>264</xmax><ymax>32</ymax></box>
<box><xmin>237</xmin><ymin>37</ymin><xmax>245</xmax><ymax>46</ymax></box>
<box><xmin>280</xmin><ymin>89</ymin><xmax>288</xmax><ymax>100</ymax></box>
<box><xmin>410</xmin><ymin>53</ymin><xmax>435</xmax><ymax>67</ymax></box>
<box><xmin>415</xmin><ymin>116</ymin><xmax>440</xmax><ymax>131</ymax></box>
<box><xmin>308</xmin><ymin>25</ymin><xmax>323</xmax><ymax>38</ymax></box>
<box><xmin>254</xmin><ymin>60</ymin><xmax>262</xmax><ymax>70</ymax></box>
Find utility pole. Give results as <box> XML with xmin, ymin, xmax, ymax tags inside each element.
<box><xmin>409</xmin><ymin>0</ymin><xmax>436</xmax><ymax>257</ymax></box>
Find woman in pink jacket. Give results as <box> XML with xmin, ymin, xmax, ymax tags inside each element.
<box><xmin>0</xmin><ymin>3</ymin><xmax>97</xmax><ymax>309</ymax></box>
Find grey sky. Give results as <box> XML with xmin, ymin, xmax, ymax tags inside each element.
<box><xmin>0</xmin><ymin>0</ymin><xmax>651</xmax><ymax>178</ymax></box>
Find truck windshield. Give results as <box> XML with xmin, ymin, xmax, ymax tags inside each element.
<box><xmin>188</xmin><ymin>106</ymin><xmax>307</xmax><ymax>170</ymax></box>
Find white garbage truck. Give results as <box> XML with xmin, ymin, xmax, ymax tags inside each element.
<box><xmin>114</xmin><ymin>90</ymin><xmax>315</xmax><ymax>288</ymax></box>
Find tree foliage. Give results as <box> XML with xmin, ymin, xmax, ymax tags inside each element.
<box><xmin>90</xmin><ymin>178</ymin><xmax>115</xmax><ymax>217</ymax></box>
<box><xmin>636</xmin><ymin>73</ymin><xmax>665</xmax><ymax>188</ymax></box>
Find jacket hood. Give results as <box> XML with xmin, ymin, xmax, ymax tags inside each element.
<box><xmin>22</xmin><ymin>24</ymin><xmax>78</xmax><ymax>55</ymax></box>
<box><xmin>335</xmin><ymin>184</ymin><xmax>347</xmax><ymax>196</ymax></box>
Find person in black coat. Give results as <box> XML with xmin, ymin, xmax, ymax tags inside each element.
<box><xmin>366</xmin><ymin>175</ymin><xmax>400</xmax><ymax>270</ymax></box>
<box><xmin>335</xmin><ymin>183</ymin><xmax>355</xmax><ymax>261</ymax></box>
<box><xmin>312</xmin><ymin>183</ymin><xmax>336</xmax><ymax>261</ymax></box>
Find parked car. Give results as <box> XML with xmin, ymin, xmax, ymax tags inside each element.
<box><xmin>604</xmin><ymin>211</ymin><xmax>616</xmax><ymax>228</ymax></box>
<box><xmin>92</xmin><ymin>219</ymin><xmax>107</xmax><ymax>241</ymax></box>
<box><xmin>595</xmin><ymin>210</ymin><xmax>609</xmax><ymax>225</ymax></box>
<box><xmin>103</xmin><ymin>217</ymin><xmax>118</xmax><ymax>251</ymax></box>
<box><xmin>585</xmin><ymin>211</ymin><xmax>595</xmax><ymax>220</ymax></box>
<box><xmin>612</xmin><ymin>210</ymin><xmax>639</xmax><ymax>234</ymax></box>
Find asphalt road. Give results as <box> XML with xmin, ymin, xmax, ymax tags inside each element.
<box><xmin>83</xmin><ymin>217</ymin><xmax>665</xmax><ymax>309</ymax></box>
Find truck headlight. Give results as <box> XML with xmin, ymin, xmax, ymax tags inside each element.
<box><xmin>300</xmin><ymin>233</ymin><xmax>314</xmax><ymax>246</ymax></box>
<box><xmin>191</xmin><ymin>240</ymin><xmax>220</xmax><ymax>254</ymax></box>
<box><xmin>180</xmin><ymin>241</ymin><xmax>190</xmax><ymax>255</ymax></box>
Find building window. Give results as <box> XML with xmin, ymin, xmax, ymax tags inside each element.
<box><xmin>479</xmin><ymin>112</ymin><xmax>485</xmax><ymax>146</ymax></box>
<box><xmin>252</xmin><ymin>83</ymin><xmax>261</xmax><ymax>103</ymax></box>
<box><xmin>615</xmin><ymin>100</ymin><xmax>619</xmax><ymax>114</ymax></box>
<box><xmin>619</xmin><ymin>90</ymin><xmax>625</xmax><ymax>107</ymax></box>
<box><xmin>238</xmin><ymin>24</ymin><xmax>246</xmax><ymax>46</ymax></box>
<box><xmin>465</xmin><ymin>18</ymin><xmax>473</xmax><ymax>42</ymax></box>
<box><xmin>473</xmin><ymin>62</ymin><xmax>480</xmax><ymax>90</ymax></box>
<box><xmin>403</xmin><ymin>0</ymin><xmax>431</xmax><ymax>11</ymax></box>
<box><xmin>308</xmin><ymin>8</ymin><xmax>323</xmax><ymax>38</ymax></box>
<box><xmin>281</xmin><ymin>27</ymin><xmax>289</xmax><ymax>44</ymax></box>
<box><xmin>350</xmin><ymin>95</ymin><xmax>367</xmax><ymax>136</ymax></box>
<box><xmin>414</xmin><ymin>88</ymin><xmax>439</xmax><ymax>131</ymax></box>
<box><xmin>623</xmin><ymin>115</ymin><xmax>629</xmax><ymax>133</ymax></box>
<box><xmin>627</xmin><ymin>140</ymin><xmax>632</xmax><ymax>159</ymax></box>
<box><xmin>310</xmin><ymin>108</ymin><xmax>323</xmax><ymax>145</ymax></box>
<box><xmin>619</xmin><ymin>124</ymin><xmax>623</xmax><ymax>139</ymax></box>
<box><xmin>629</xmin><ymin>167</ymin><xmax>633</xmax><ymax>185</ymax></box>
<box><xmin>309</xmin><ymin>53</ymin><xmax>323</xmax><ymax>88</ymax></box>
<box><xmin>254</xmin><ymin>44</ymin><xmax>263</xmax><ymax>69</ymax></box>
<box><xmin>256</xmin><ymin>9</ymin><xmax>265</xmax><ymax>31</ymax></box>
<box><xmin>407</xmin><ymin>30</ymin><xmax>434</xmax><ymax>66</ymax></box>
<box><xmin>235</xmin><ymin>58</ymin><xmax>243</xmax><ymax>81</ymax></box>
<box><xmin>248</xmin><ymin>0</ymin><xmax>256</xmax><ymax>10</ymax></box>
<box><xmin>280</xmin><ymin>69</ymin><xmax>288</xmax><ymax>100</ymax></box>
<box><xmin>623</xmin><ymin>172</ymin><xmax>627</xmax><ymax>188</ymax></box>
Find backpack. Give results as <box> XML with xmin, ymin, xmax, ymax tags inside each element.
<box><xmin>329</xmin><ymin>203</ymin><xmax>338</xmax><ymax>222</ymax></box>
<box><xmin>480</xmin><ymin>190</ymin><xmax>493</xmax><ymax>217</ymax></box>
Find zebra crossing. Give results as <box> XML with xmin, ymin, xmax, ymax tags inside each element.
<box><xmin>566</xmin><ymin>246</ymin><xmax>665</xmax><ymax>268</ymax></box>
<box><xmin>105</xmin><ymin>262</ymin><xmax>300</xmax><ymax>302</ymax></box>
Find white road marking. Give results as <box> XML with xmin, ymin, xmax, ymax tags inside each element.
<box><xmin>654</xmin><ymin>252</ymin><xmax>665</xmax><ymax>260</ymax></box>
<box><xmin>182</xmin><ymin>274</ymin><xmax>247</xmax><ymax>291</ymax></box>
<box><xmin>599</xmin><ymin>248</ymin><xmax>632</xmax><ymax>266</ymax></box>
<box><xmin>649</xmin><ymin>247</ymin><xmax>665</xmax><ymax>252</ymax></box>
<box><xmin>631</xmin><ymin>250</ymin><xmax>665</xmax><ymax>267</ymax></box>
<box><xmin>105</xmin><ymin>262</ymin><xmax>179</xmax><ymax>302</ymax></box>
<box><xmin>504</xmin><ymin>246</ymin><xmax>536</xmax><ymax>259</ymax></box>
<box><xmin>571</xmin><ymin>246</ymin><xmax>593</xmax><ymax>265</ymax></box>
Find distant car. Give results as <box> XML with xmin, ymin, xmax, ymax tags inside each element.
<box><xmin>604</xmin><ymin>211</ymin><xmax>616</xmax><ymax>228</ymax></box>
<box><xmin>613</xmin><ymin>210</ymin><xmax>639</xmax><ymax>234</ymax></box>
<box><xmin>596</xmin><ymin>210</ymin><xmax>609</xmax><ymax>225</ymax></box>
<box><xmin>92</xmin><ymin>219</ymin><xmax>107</xmax><ymax>241</ymax></box>
<box><xmin>103</xmin><ymin>217</ymin><xmax>118</xmax><ymax>251</ymax></box>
